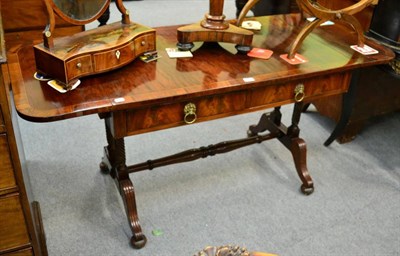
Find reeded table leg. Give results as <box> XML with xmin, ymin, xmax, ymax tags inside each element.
<box><xmin>99</xmin><ymin>117</ymin><xmax>147</xmax><ymax>249</ymax></box>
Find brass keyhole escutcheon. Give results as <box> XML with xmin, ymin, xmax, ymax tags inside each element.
<box><xmin>183</xmin><ymin>103</ymin><xmax>197</xmax><ymax>124</ymax></box>
<box><xmin>115</xmin><ymin>50</ymin><xmax>121</xmax><ymax>60</ymax></box>
<box><xmin>294</xmin><ymin>83</ymin><xmax>305</xmax><ymax>102</ymax></box>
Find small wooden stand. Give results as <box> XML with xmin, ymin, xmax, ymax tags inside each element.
<box><xmin>177</xmin><ymin>0</ymin><xmax>253</xmax><ymax>53</ymax></box>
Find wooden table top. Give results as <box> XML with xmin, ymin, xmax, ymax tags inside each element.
<box><xmin>8</xmin><ymin>14</ymin><xmax>394</xmax><ymax>122</ymax></box>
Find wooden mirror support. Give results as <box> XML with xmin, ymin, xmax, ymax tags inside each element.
<box><xmin>177</xmin><ymin>0</ymin><xmax>254</xmax><ymax>53</ymax></box>
<box><xmin>237</xmin><ymin>0</ymin><xmax>378</xmax><ymax>59</ymax></box>
<box><xmin>34</xmin><ymin>0</ymin><xmax>156</xmax><ymax>90</ymax></box>
<box><xmin>286</xmin><ymin>0</ymin><xmax>379</xmax><ymax>58</ymax></box>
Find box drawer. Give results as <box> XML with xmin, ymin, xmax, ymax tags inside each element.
<box><xmin>0</xmin><ymin>193</ymin><xmax>30</xmax><ymax>252</ymax></box>
<box><xmin>93</xmin><ymin>32</ymin><xmax>155</xmax><ymax>73</ymax></box>
<box><xmin>93</xmin><ymin>42</ymin><xmax>135</xmax><ymax>72</ymax></box>
<box><xmin>66</xmin><ymin>54</ymin><xmax>93</xmax><ymax>81</ymax></box>
<box><xmin>133</xmin><ymin>32</ymin><xmax>156</xmax><ymax>56</ymax></box>
<box><xmin>0</xmin><ymin>134</ymin><xmax>17</xmax><ymax>194</ymax></box>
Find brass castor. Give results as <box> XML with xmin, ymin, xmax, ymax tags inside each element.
<box><xmin>99</xmin><ymin>161</ymin><xmax>109</xmax><ymax>174</ymax></box>
<box><xmin>130</xmin><ymin>235</ymin><xmax>147</xmax><ymax>249</ymax></box>
<box><xmin>247</xmin><ymin>126</ymin><xmax>257</xmax><ymax>137</ymax></box>
<box><xmin>301</xmin><ymin>184</ymin><xmax>314</xmax><ymax>195</ymax></box>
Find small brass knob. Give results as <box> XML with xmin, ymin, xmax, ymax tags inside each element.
<box><xmin>183</xmin><ymin>103</ymin><xmax>197</xmax><ymax>124</ymax></box>
<box><xmin>294</xmin><ymin>83</ymin><xmax>305</xmax><ymax>102</ymax></box>
<box><xmin>141</xmin><ymin>40</ymin><xmax>146</xmax><ymax>46</ymax></box>
<box><xmin>76</xmin><ymin>62</ymin><xmax>82</xmax><ymax>69</ymax></box>
<box><xmin>115</xmin><ymin>50</ymin><xmax>121</xmax><ymax>60</ymax></box>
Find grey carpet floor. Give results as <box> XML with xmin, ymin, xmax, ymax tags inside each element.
<box><xmin>17</xmin><ymin>1</ymin><xmax>400</xmax><ymax>255</ymax></box>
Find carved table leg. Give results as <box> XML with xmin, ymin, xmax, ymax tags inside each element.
<box><xmin>284</xmin><ymin>102</ymin><xmax>314</xmax><ymax>194</ymax></box>
<box><xmin>248</xmin><ymin>104</ymin><xmax>314</xmax><ymax>195</ymax></box>
<box><xmin>283</xmin><ymin>102</ymin><xmax>314</xmax><ymax>194</ymax></box>
<box><xmin>288</xmin><ymin>137</ymin><xmax>313</xmax><ymax>195</ymax></box>
<box><xmin>100</xmin><ymin>118</ymin><xmax>147</xmax><ymax>249</ymax></box>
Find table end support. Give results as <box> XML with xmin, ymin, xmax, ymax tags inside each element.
<box><xmin>119</xmin><ymin>178</ymin><xmax>147</xmax><ymax>249</ymax></box>
<box><xmin>248</xmin><ymin>106</ymin><xmax>314</xmax><ymax>195</ymax></box>
<box><xmin>100</xmin><ymin>146</ymin><xmax>147</xmax><ymax>249</ymax></box>
<box><xmin>100</xmin><ymin>118</ymin><xmax>147</xmax><ymax>249</ymax></box>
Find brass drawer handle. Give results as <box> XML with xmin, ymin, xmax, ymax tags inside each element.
<box><xmin>184</xmin><ymin>103</ymin><xmax>197</xmax><ymax>124</ymax></box>
<box><xmin>294</xmin><ymin>83</ymin><xmax>305</xmax><ymax>102</ymax></box>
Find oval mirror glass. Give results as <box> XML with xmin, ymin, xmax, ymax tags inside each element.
<box><xmin>52</xmin><ymin>0</ymin><xmax>109</xmax><ymax>22</ymax></box>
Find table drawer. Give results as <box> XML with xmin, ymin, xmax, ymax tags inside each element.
<box><xmin>248</xmin><ymin>73</ymin><xmax>350</xmax><ymax>108</ymax></box>
<box><xmin>124</xmin><ymin>91</ymin><xmax>247</xmax><ymax>136</ymax></box>
<box><xmin>113</xmin><ymin>72</ymin><xmax>349</xmax><ymax>137</ymax></box>
<box><xmin>0</xmin><ymin>193</ymin><xmax>30</xmax><ymax>252</ymax></box>
<box><xmin>0</xmin><ymin>134</ymin><xmax>17</xmax><ymax>194</ymax></box>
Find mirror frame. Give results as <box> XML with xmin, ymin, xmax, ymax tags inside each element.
<box><xmin>50</xmin><ymin>0</ymin><xmax>111</xmax><ymax>25</ymax></box>
<box><xmin>42</xmin><ymin>0</ymin><xmax>130</xmax><ymax>48</ymax></box>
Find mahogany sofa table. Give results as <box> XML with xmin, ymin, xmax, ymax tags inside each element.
<box><xmin>8</xmin><ymin>15</ymin><xmax>394</xmax><ymax>248</ymax></box>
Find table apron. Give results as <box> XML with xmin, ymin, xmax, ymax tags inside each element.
<box><xmin>108</xmin><ymin>71</ymin><xmax>351</xmax><ymax>139</ymax></box>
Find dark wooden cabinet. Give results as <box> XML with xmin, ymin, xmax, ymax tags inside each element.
<box><xmin>309</xmin><ymin>0</ymin><xmax>399</xmax><ymax>143</ymax></box>
<box><xmin>0</xmin><ymin>17</ymin><xmax>47</xmax><ymax>252</ymax></box>
<box><xmin>0</xmin><ymin>51</ymin><xmax>41</xmax><ymax>256</ymax></box>
<box><xmin>0</xmin><ymin>3</ymin><xmax>34</xmax><ymax>255</ymax></box>
<box><xmin>0</xmin><ymin>0</ymin><xmax>82</xmax><ymax>254</ymax></box>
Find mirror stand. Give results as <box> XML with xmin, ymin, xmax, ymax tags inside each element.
<box><xmin>34</xmin><ymin>0</ymin><xmax>156</xmax><ymax>90</ymax></box>
<box><xmin>176</xmin><ymin>0</ymin><xmax>253</xmax><ymax>53</ymax></box>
